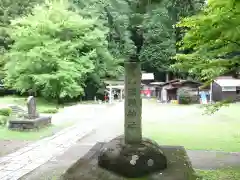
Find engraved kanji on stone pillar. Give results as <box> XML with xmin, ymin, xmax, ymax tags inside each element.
<box><xmin>124</xmin><ymin>62</ymin><xmax>142</xmax><ymax>144</ymax></box>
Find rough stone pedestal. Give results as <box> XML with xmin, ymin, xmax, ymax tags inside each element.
<box><xmin>8</xmin><ymin>116</ymin><xmax>52</xmax><ymax>130</ymax></box>
<box><xmin>61</xmin><ymin>142</ymin><xmax>200</xmax><ymax>180</ymax></box>
<box><xmin>98</xmin><ymin>136</ymin><xmax>167</xmax><ymax>178</ymax></box>
<box><xmin>8</xmin><ymin>96</ymin><xmax>52</xmax><ymax>130</ymax></box>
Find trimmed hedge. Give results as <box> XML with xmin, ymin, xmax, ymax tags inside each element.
<box><xmin>0</xmin><ymin>107</ymin><xmax>12</xmax><ymax>116</ymax></box>
<box><xmin>0</xmin><ymin>115</ymin><xmax>8</xmax><ymax>126</ymax></box>
<box><xmin>0</xmin><ymin>107</ymin><xmax>12</xmax><ymax>126</ymax></box>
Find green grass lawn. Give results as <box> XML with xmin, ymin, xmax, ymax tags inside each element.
<box><xmin>138</xmin><ymin>101</ymin><xmax>240</xmax><ymax>179</ymax></box>
<box><xmin>196</xmin><ymin>167</ymin><xmax>240</xmax><ymax>180</ymax></box>
<box><xmin>128</xmin><ymin>167</ymin><xmax>240</xmax><ymax>180</ymax></box>
<box><xmin>0</xmin><ymin>121</ymin><xmax>74</xmax><ymax>140</ymax></box>
<box><xmin>142</xmin><ymin>102</ymin><xmax>240</xmax><ymax>152</ymax></box>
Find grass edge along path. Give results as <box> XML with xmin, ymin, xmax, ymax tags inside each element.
<box><xmin>143</xmin><ymin>121</ymin><xmax>240</xmax><ymax>152</ymax></box>
<box><xmin>0</xmin><ymin>121</ymin><xmax>74</xmax><ymax>141</ymax></box>
<box><xmin>127</xmin><ymin>167</ymin><xmax>240</xmax><ymax>180</ymax></box>
<box><xmin>196</xmin><ymin>166</ymin><xmax>240</xmax><ymax>180</ymax></box>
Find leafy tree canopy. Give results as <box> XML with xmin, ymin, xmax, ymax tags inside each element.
<box><xmin>0</xmin><ymin>0</ymin><xmax>206</xmax><ymax>100</ymax></box>
<box><xmin>73</xmin><ymin>0</ymin><xmax>203</xmax><ymax>73</ymax></box>
<box><xmin>172</xmin><ymin>0</ymin><xmax>240</xmax><ymax>81</ymax></box>
<box><xmin>0</xmin><ymin>0</ymin><xmax>43</xmax><ymax>78</ymax></box>
<box><xmin>140</xmin><ymin>0</ymin><xmax>176</xmax><ymax>72</ymax></box>
<box><xmin>4</xmin><ymin>0</ymin><xmax>121</xmax><ymax>100</ymax></box>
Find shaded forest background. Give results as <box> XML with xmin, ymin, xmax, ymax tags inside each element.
<box><xmin>3</xmin><ymin>0</ymin><xmax>236</xmax><ymax>103</ymax></box>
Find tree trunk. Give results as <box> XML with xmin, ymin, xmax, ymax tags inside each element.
<box><xmin>57</xmin><ymin>97</ymin><xmax>62</xmax><ymax>105</ymax></box>
<box><xmin>166</xmin><ymin>72</ymin><xmax>169</xmax><ymax>82</ymax></box>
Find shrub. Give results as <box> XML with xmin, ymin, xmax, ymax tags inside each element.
<box><xmin>177</xmin><ymin>88</ymin><xmax>192</xmax><ymax>104</ymax></box>
<box><xmin>0</xmin><ymin>107</ymin><xmax>12</xmax><ymax>116</ymax></box>
<box><xmin>0</xmin><ymin>115</ymin><xmax>8</xmax><ymax>126</ymax></box>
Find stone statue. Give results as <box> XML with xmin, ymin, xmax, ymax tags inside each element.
<box><xmin>27</xmin><ymin>96</ymin><xmax>39</xmax><ymax>119</ymax></box>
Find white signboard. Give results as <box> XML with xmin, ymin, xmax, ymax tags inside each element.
<box><xmin>222</xmin><ymin>86</ymin><xmax>236</xmax><ymax>92</ymax></box>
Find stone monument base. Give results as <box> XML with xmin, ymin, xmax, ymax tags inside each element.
<box><xmin>98</xmin><ymin>136</ymin><xmax>167</xmax><ymax>178</ymax></box>
<box><xmin>61</xmin><ymin>141</ymin><xmax>200</xmax><ymax>180</ymax></box>
<box><xmin>8</xmin><ymin>116</ymin><xmax>52</xmax><ymax>130</ymax></box>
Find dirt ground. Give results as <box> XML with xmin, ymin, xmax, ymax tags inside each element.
<box><xmin>0</xmin><ymin>140</ymin><xmax>32</xmax><ymax>157</ymax></box>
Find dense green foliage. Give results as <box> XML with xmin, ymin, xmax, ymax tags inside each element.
<box><xmin>0</xmin><ymin>115</ymin><xmax>8</xmax><ymax>126</ymax></box>
<box><xmin>4</xmin><ymin>1</ymin><xmax>121</xmax><ymax>100</ymax></box>
<box><xmin>140</xmin><ymin>1</ymin><xmax>176</xmax><ymax>72</ymax></box>
<box><xmin>173</xmin><ymin>0</ymin><xmax>240</xmax><ymax>81</ymax></box>
<box><xmin>0</xmin><ymin>107</ymin><xmax>11</xmax><ymax>126</ymax></box>
<box><xmin>177</xmin><ymin>88</ymin><xmax>192</xmax><ymax>104</ymax></box>
<box><xmin>0</xmin><ymin>0</ymin><xmax>43</xmax><ymax>78</ymax></box>
<box><xmin>141</xmin><ymin>0</ymin><xmax>204</xmax><ymax>73</ymax></box>
<box><xmin>0</xmin><ymin>107</ymin><xmax>12</xmax><ymax>116</ymax></box>
<box><xmin>0</xmin><ymin>0</ymin><xmax>205</xmax><ymax>100</ymax></box>
<box><xmin>72</xmin><ymin>0</ymin><xmax>204</xmax><ymax>79</ymax></box>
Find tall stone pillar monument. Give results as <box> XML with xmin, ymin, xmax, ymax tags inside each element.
<box><xmin>98</xmin><ymin>61</ymin><xmax>167</xmax><ymax>178</ymax></box>
<box><xmin>97</xmin><ymin>3</ymin><xmax>168</xmax><ymax>178</ymax></box>
<box><xmin>124</xmin><ymin>62</ymin><xmax>142</xmax><ymax>144</ymax></box>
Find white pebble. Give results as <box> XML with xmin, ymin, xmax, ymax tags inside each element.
<box><xmin>147</xmin><ymin>159</ymin><xmax>154</xmax><ymax>166</ymax></box>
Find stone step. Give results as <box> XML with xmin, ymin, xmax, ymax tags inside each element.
<box><xmin>8</xmin><ymin>105</ymin><xmax>27</xmax><ymax>115</ymax></box>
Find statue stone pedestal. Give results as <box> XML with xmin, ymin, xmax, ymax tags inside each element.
<box><xmin>98</xmin><ymin>136</ymin><xmax>167</xmax><ymax>178</ymax></box>
<box><xmin>61</xmin><ymin>142</ymin><xmax>200</xmax><ymax>180</ymax></box>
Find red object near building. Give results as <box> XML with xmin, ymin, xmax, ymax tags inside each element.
<box><xmin>104</xmin><ymin>95</ymin><xmax>108</xmax><ymax>101</ymax></box>
<box><xmin>145</xmin><ymin>89</ymin><xmax>151</xmax><ymax>96</ymax></box>
<box><xmin>141</xmin><ymin>89</ymin><xmax>151</xmax><ymax>97</ymax></box>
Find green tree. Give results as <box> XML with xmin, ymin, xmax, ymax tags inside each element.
<box><xmin>140</xmin><ymin>1</ymin><xmax>176</xmax><ymax>75</ymax></box>
<box><xmin>70</xmin><ymin>0</ymin><xmax>126</xmax><ymax>99</ymax></box>
<box><xmin>172</xmin><ymin>0</ymin><xmax>240</xmax><ymax>81</ymax></box>
<box><xmin>4</xmin><ymin>0</ymin><xmax>119</xmax><ymax>102</ymax></box>
<box><xmin>137</xmin><ymin>0</ymin><xmax>203</xmax><ymax>81</ymax></box>
<box><xmin>72</xmin><ymin>0</ymin><xmax>204</xmax><ymax>81</ymax></box>
<box><xmin>0</xmin><ymin>0</ymin><xmax>43</xmax><ymax>78</ymax></box>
